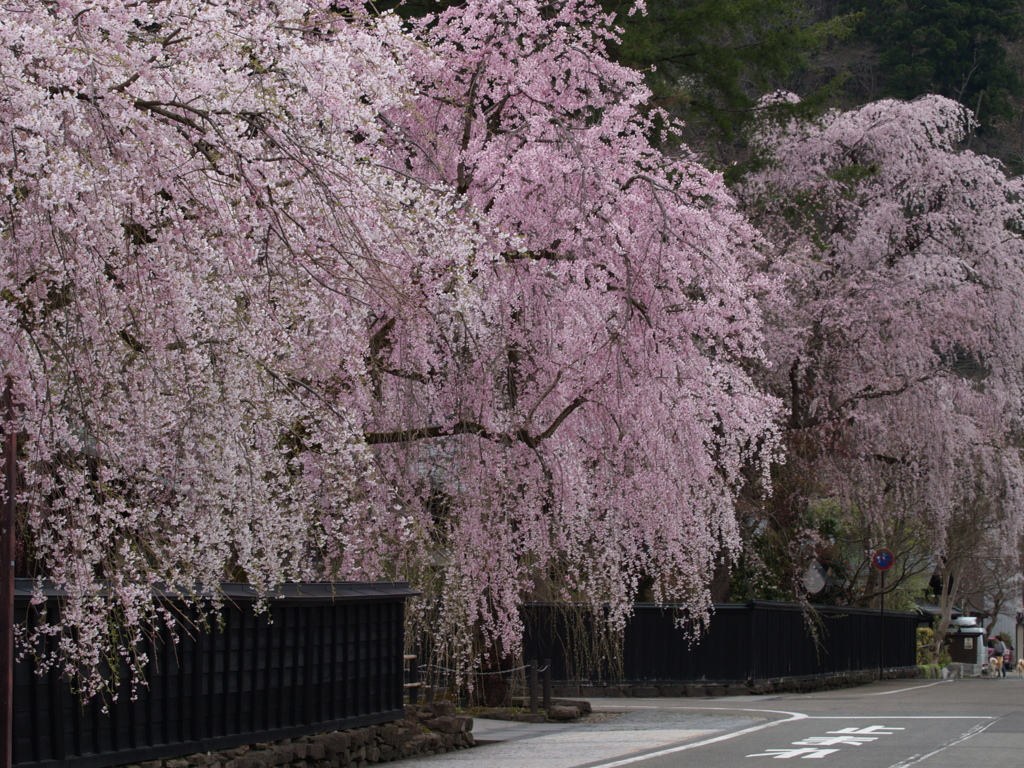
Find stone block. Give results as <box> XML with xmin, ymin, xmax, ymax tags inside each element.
<box><xmin>317</xmin><ymin>732</ymin><xmax>351</xmax><ymax>757</ymax></box>
<box><xmin>546</xmin><ymin>705</ymin><xmax>580</xmax><ymax>721</ymax></box>
<box><xmin>356</xmin><ymin>728</ymin><xmax>377</xmax><ymax>747</ymax></box>
<box><xmin>553</xmin><ymin>698</ymin><xmax>592</xmax><ymax>714</ymax></box>
<box><xmin>188</xmin><ymin>755</ymin><xmax>218</xmax><ymax>767</ymax></box>
<box><xmin>304</xmin><ymin>743</ymin><xmax>325</xmax><ymax>761</ymax></box>
<box><xmin>656</xmin><ymin>685</ymin><xmax>686</xmax><ymax>697</ymax></box>
<box><xmin>265</xmin><ymin>745</ymin><xmax>296</xmax><ymax>765</ymax></box>
<box><xmin>727</xmin><ymin>685</ymin><xmax>749</xmax><ymax>696</ymax></box>
<box><xmin>215</xmin><ymin>753</ymin><xmax>248</xmax><ymax>765</ymax></box>
<box><xmin>424</xmin><ymin>715</ymin><xmax>471</xmax><ymax>734</ymax></box>
<box><xmin>706</xmin><ymin>685</ymin><xmax>728</xmax><ymax>697</ymax></box>
<box><xmin>685</xmin><ymin>684</ymin><xmax>708</xmax><ymax>697</ymax></box>
<box><xmin>428</xmin><ymin>700</ymin><xmax>457</xmax><ymax>718</ymax></box>
<box><xmin>511</xmin><ymin>713</ymin><xmax>547</xmax><ymax>723</ymax></box>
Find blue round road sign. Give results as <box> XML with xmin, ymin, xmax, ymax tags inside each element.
<box><xmin>872</xmin><ymin>548</ymin><xmax>895</xmax><ymax>571</ymax></box>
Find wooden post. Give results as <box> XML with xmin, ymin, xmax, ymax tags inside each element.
<box><xmin>542</xmin><ymin>658</ymin><xmax>552</xmax><ymax>712</ymax></box>
<box><xmin>403</xmin><ymin>653</ymin><xmax>419</xmax><ymax>705</ymax></box>
<box><xmin>529</xmin><ymin>659</ymin><xmax>538</xmax><ymax>714</ymax></box>
<box><xmin>1</xmin><ymin>379</ymin><xmax>16</xmax><ymax>768</ymax></box>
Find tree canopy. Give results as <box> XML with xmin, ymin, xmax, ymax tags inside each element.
<box><xmin>602</xmin><ymin>0</ymin><xmax>852</xmax><ymax>156</ymax></box>
<box><xmin>736</xmin><ymin>94</ymin><xmax>1024</xmax><ymax>608</ymax></box>
<box><xmin>2</xmin><ymin>0</ymin><xmax>780</xmax><ymax>691</ymax></box>
<box><xmin>5</xmin><ymin>0</ymin><xmax>1024</xmax><ymax>693</ymax></box>
<box><xmin>851</xmin><ymin>0</ymin><xmax>1023</xmax><ymax>126</ymax></box>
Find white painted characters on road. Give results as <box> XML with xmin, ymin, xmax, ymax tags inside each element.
<box><xmin>747</xmin><ymin>725</ymin><xmax>905</xmax><ymax>759</ymax></box>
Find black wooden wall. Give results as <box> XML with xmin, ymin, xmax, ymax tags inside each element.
<box><xmin>523</xmin><ymin>600</ymin><xmax>922</xmax><ymax>683</ymax></box>
<box><xmin>13</xmin><ymin>581</ymin><xmax>417</xmax><ymax>768</ymax></box>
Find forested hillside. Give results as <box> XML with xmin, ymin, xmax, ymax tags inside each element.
<box><xmin>607</xmin><ymin>0</ymin><xmax>1024</xmax><ymax>169</ymax></box>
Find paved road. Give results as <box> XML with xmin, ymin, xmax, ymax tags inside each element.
<box><xmin>396</xmin><ymin>677</ymin><xmax>1024</xmax><ymax>768</ymax></box>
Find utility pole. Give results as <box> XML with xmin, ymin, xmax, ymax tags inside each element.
<box><xmin>1</xmin><ymin>378</ymin><xmax>16</xmax><ymax>768</ymax></box>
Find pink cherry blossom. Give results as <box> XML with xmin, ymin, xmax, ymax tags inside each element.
<box><xmin>373</xmin><ymin>0</ymin><xmax>780</xmax><ymax>672</ymax></box>
<box><xmin>1</xmin><ymin>0</ymin><xmax>479</xmax><ymax>696</ymax></box>
<box><xmin>739</xmin><ymin>95</ymin><xmax>1024</xmax><ymax>596</ymax></box>
<box><xmin>3</xmin><ymin>0</ymin><xmax>783</xmax><ymax>694</ymax></box>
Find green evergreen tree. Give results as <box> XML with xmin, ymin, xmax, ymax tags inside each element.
<box><xmin>603</xmin><ymin>0</ymin><xmax>851</xmax><ymax>158</ymax></box>
<box><xmin>852</xmin><ymin>0</ymin><xmax>1023</xmax><ymax>127</ymax></box>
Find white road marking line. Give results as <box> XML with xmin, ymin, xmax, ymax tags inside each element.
<box><xmin>600</xmin><ymin>705</ymin><xmax>993</xmax><ymax>721</ymax></box>
<box><xmin>805</xmin><ymin>715</ymin><xmax>994</xmax><ymax>720</ymax></box>
<box><xmin>865</xmin><ymin>680</ymin><xmax>954</xmax><ymax>696</ymax></box>
<box><xmin>580</xmin><ymin>709</ymin><xmax>808</xmax><ymax>768</ymax></box>
<box><xmin>885</xmin><ymin>721</ymin><xmax>993</xmax><ymax>768</ymax></box>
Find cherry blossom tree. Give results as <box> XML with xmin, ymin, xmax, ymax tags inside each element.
<box><xmin>1</xmin><ymin>0</ymin><xmax>482</xmax><ymax>695</ymax></box>
<box><xmin>3</xmin><ymin>0</ymin><xmax>783</xmax><ymax>694</ymax></box>
<box><xmin>368</xmin><ymin>0</ymin><xmax>781</xmax><ymax>673</ymax></box>
<box><xmin>736</xmin><ymin>95</ymin><xmax>1024</xmax><ymax>609</ymax></box>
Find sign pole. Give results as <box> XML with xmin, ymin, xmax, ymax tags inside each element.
<box><xmin>1</xmin><ymin>379</ymin><xmax>15</xmax><ymax>768</ymax></box>
<box><xmin>872</xmin><ymin>548</ymin><xmax>895</xmax><ymax>682</ymax></box>
<box><xmin>880</xmin><ymin>569</ymin><xmax>886</xmax><ymax>680</ymax></box>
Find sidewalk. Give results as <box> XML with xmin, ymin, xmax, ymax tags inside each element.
<box><xmin>392</xmin><ymin>698</ymin><xmax>766</xmax><ymax>768</ymax></box>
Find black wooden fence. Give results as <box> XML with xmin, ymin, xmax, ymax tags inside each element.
<box><xmin>523</xmin><ymin>601</ymin><xmax>922</xmax><ymax>684</ymax></box>
<box><xmin>13</xmin><ymin>580</ymin><xmax>418</xmax><ymax>768</ymax></box>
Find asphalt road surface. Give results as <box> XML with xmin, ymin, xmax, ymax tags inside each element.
<box><xmin>582</xmin><ymin>677</ymin><xmax>1023</xmax><ymax>768</ymax></box>
<box><xmin>397</xmin><ymin>677</ymin><xmax>1024</xmax><ymax>768</ymax></box>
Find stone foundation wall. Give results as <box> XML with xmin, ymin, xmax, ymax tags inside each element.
<box><xmin>119</xmin><ymin>702</ymin><xmax>474</xmax><ymax>768</ymax></box>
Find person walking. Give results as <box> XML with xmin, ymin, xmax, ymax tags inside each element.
<box><xmin>993</xmin><ymin>636</ymin><xmax>1007</xmax><ymax>678</ymax></box>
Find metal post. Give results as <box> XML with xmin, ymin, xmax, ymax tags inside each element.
<box><xmin>529</xmin><ymin>659</ymin><xmax>538</xmax><ymax>714</ymax></box>
<box><xmin>879</xmin><ymin>569</ymin><xmax>886</xmax><ymax>680</ymax></box>
<box><xmin>1</xmin><ymin>378</ymin><xmax>16</xmax><ymax>768</ymax></box>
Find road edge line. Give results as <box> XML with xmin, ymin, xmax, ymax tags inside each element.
<box><xmin>580</xmin><ymin>709</ymin><xmax>808</xmax><ymax>768</ymax></box>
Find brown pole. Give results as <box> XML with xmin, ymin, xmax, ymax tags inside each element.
<box><xmin>1</xmin><ymin>378</ymin><xmax>16</xmax><ymax>768</ymax></box>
